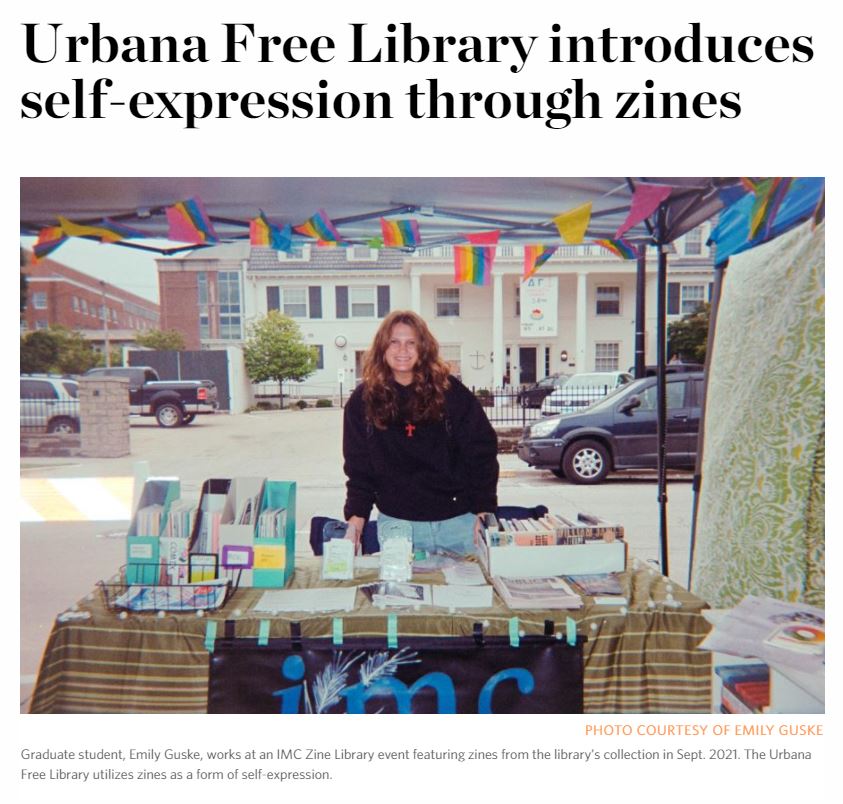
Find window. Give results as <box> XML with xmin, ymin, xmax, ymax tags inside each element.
<box><xmin>639</xmin><ymin>381</ymin><xmax>687</xmax><ymax>410</ymax></box>
<box><xmin>596</xmin><ymin>286</ymin><xmax>620</xmax><ymax>315</ymax></box>
<box><xmin>32</xmin><ymin>291</ymin><xmax>47</xmax><ymax>309</ymax></box>
<box><xmin>197</xmin><ymin>272</ymin><xmax>210</xmax><ymax>339</ymax></box>
<box><xmin>36</xmin><ymin>320</ymin><xmax>49</xmax><ymax>330</ymax></box>
<box><xmin>313</xmin><ymin>345</ymin><xmax>324</xmax><ymax>369</ymax></box>
<box><xmin>681</xmin><ymin>284</ymin><xmax>706</xmax><ymax>314</ymax></box>
<box><xmin>111</xmin><ymin>308</ymin><xmax>118</xmax><ymax>323</ymax></box>
<box><xmin>346</xmin><ymin>246</ymin><xmax>378</xmax><ymax>262</ymax></box>
<box><xmin>436</xmin><ymin>287</ymin><xmax>460</xmax><ymax>317</ymax></box>
<box><xmin>281</xmin><ymin>288</ymin><xmax>308</xmax><ymax>318</ymax></box>
<box><xmin>276</xmin><ymin>244</ymin><xmax>311</xmax><ymax>262</ymax></box>
<box><xmin>440</xmin><ymin>344</ymin><xmax>461</xmax><ymax>377</ymax></box>
<box><xmin>217</xmin><ymin>270</ymin><xmax>242</xmax><ymax>339</ymax></box>
<box><xmin>349</xmin><ymin>287</ymin><xmax>376</xmax><ymax>318</ymax></box>
<box><xmin>72</xmin><ymin>296</ymin><xmax>79</xmax><ymax>312</ymax></box>
<box><xmin>21</xmin><ymin>379</ymin><xmax>58</xmax><ymax>399</ymax></box>
<box><xmin>515</xmin><ymin>286</ymin><xmax>520</xmax><ymax>317</ymax></box>
<box><xmin>20</xmin><ymin>320</ymin><xmax>28</xmax><ymax>333</ymax></box>
<box><xmin>595</xmin><ymin>342</ymin><xmax>620</xmax><ymax>371</ymax></box>
<box><xmin>685</xmin><ymin>227</ymin><xmax>703</xmax><ymax>255</ymax></box>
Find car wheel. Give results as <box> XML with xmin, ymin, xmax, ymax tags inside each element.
<box><xmin>182</xmin><ymin>413</ymin><xmax>196</xmax><ymax>424</ymax></box>
<box><xmin>155</xmin><ymin>403</ymin><xmax>184</xmax><ymax>428</ymax></box>
<box><xmin>47</xmin><ymin>417</ymin><xmax>78</xmax><ymax>434</ymax></box>
<box><xmin>562</xmin><ymin>439</ymin><xmax>610</xmax><ymax>484</ymax></box>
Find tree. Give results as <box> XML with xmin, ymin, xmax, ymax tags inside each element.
<box><xmin>243</xmin><ymin>311</ymin><xmax>317</xmax><ymax>408</ymax></box>
<box><xmin>135</xmin><ymin>328</ymin><xmax>187</xmax><ymax>351</ymax></box>
<box><xmin>20</xmin><ymin>326</ymin><xmax>100</xmax><ymax>374</ymax></box>
<box><xmin>667</xmin><ymin>302</ymin><xmax>710</xmax><ymax>364</ymax></box>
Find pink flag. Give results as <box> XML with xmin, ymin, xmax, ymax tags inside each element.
<box><xmin>615</xmin><ymin>184</ymin><xmax>673</xmax><ymax>239</ymax></box>
<box><xmin>465</xmin><ymin>230</ymin><xmax>500</xmax><ymax>246</ymax></box>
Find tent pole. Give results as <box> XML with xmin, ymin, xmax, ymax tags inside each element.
<box><xmin>634</xmin><ymin>245</ymin><xmax>647</xmax><ymax>378</ymax></box>
<box><xmin>656</xmin><ymin>207</ymin><xmax>669</xmax><ymax>577</ymax></box>
<box><xmin>687</xmin><ymin>259</ymin><xmax>728</xmax><ymax>588</ymax></box>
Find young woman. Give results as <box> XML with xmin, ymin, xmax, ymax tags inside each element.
<box><xmin>343</xmin><ymin>310</ymin><xmax>499</xmax><ymax>555</ymax></box>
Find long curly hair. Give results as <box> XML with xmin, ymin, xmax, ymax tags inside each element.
<box><xmin>362</xmin><ymin>311</ymin><xmax>451</xmax><ymax>429</ymax></box>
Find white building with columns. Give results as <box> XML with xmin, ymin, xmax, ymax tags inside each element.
<box><xmin>157</xmin><ymin>222</ymin><xmax>715</xmax><ymax>393</ymax></box>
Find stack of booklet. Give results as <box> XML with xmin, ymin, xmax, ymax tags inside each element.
<box><xmin>492</xmin><ymin>576</ymin><xmax>583</xmax><ymax>610</ymax></box>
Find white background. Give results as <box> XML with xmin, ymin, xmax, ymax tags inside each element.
<box><xmin>6</xmin><ymin>1</ymin><xmax>837</xmax><ymax>801</ymax></box>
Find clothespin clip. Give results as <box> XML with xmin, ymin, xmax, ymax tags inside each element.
<box><xmin>473</xmin><ymin>622</ymin><xmax>484</xmax><ymax>647</ymax></box>
<box><xmin>566</xmin><ymin>616</ymin><xmax>577</xmax><ymax>646</ymax></box>
<box><xmin>204</xmin><ymin>620</ymin><xmax>217</xmax><ymax>653</ymax></box>
<box><xmin>387</xmin><ymin>614</ymin><xmax>398</xmax><ymax>649</ymax></box>
<box><xmin>544</xmin><ymin>619</ymin><xmax>555</xmax><ymax>637</ymax></box>
<box><xmin>509</xmin><ymin>617</ymin><xmax>520</xmax><ymax>648</ymax></box>
<box><xmin>258</xmin><ymin>619</ymin><xmax>270</xmax><ymax>647</ymax></box>
<box><xmin>332</xmin><ymin>617</ymin><xmax>344</xmax><ymax>646</ymax></box>
<box><xmin>290</xmin><ymin>621</ymin><xmax>303</xmax><ymax>650</ymax></box>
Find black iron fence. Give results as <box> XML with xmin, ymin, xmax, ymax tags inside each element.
<box><xmin>20</xmin><ymin>396</ymin><xmax>81</xmax><ymax>434</ymax></box>
<box><xmin>472</xmin><ymin>384</ymin><xmax>616</xmax><ymax>425</ymax></box>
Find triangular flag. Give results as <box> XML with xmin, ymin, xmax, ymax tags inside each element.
<box><xmin>56</xmin><ymin>216</ymin><xmax>146</xmax><ymax>243</ymax></box>
<box><xmin>249</xmin><ymin>212</ymin><xmax>292</xmax><ymax>251</ymax></box>
<box><xmin>454</xmin><ymin>245</ymin><xmax>495</xmax><ymax>286</ymax></box>
<box><xmin>552</xmin><ymin>202</ymin><xmax>591</xmax><ymax>244</ymax></box>
<box><xmin>593</xmin><ymin>238</ymin><xmax>637</xmax><ymax>260</ymax></box>
<box><xmin>747</xmin><ymin>178</ymin><xmax>793</xmax><ymax>240</ymax></box>
<box><xmin>465</xmin><ymin>230</ymin><xmax>501</xmax><ymax>246</ymax></box>
<box><xmin>166</xmin><ymin>197</ymin><xmax>219</xmax><ymax>244</ymax></box>
<box><xmin>523</xmin><ymin>245</ymin><xmax>557</xmax><ymax>281</ymax></box>
<box><xmin>615</xmin><ymin>184</ymin><xmax>672</xmax><ymax>238</ymax></box>
<box><xmin>32</xmin><ymin>226</ymin><xmax>68</xmax><ymax>261</ymax></box>
<box><xmin>294</xmin><ymin>209</ymin><xmax>343</xmax><ymax>243</ymax></box>
<box><xmin>380</xmin><ymin>218</ymin><xmax>421</xmax><ymax>248</ymax></box>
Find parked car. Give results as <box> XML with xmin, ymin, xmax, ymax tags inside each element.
<box><xmin>540</xmin><ymin>371</ymin><xmax>633</xmax><ymax>416</ymax></box>
<box><xmin>519</xmin><ymin>373</ymin><xmax>704</xmax><ymax>484</ymax></box>
<box><xmin>643</xmin><ymin>362</ymin><xmax>704</xmax><ymax>376</ymax></box>
<box><xmin>20</xmin><ymin>375</ymin><xmax>80</xmax><ymax>433</ymax></box>
<box><xmin>516</xmin><ymin>373</ymin><xmax>571</xmax><ymax>408</ymax></box>
<box><xmin>83</xmin><ymin>366</ymin><xmax>218</xmax><ymax>427</ymax></box>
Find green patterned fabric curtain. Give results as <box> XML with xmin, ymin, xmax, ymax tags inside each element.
<box><xmin>692</xmin><ymin>222</ymin><xmax>824</xmax><ymax>608</ymax></box>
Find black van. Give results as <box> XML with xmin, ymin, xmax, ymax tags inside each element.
<box><xmin>516</xmin><ymin>373</ymin><xmax>704</xmax><ymax>484</ymax></box>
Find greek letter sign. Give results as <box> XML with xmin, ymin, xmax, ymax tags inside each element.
<box><xmin>520</xmin><ymin>276</ymin><xmax>558</xmax><ymax>337</ymax></box>
<box><xmin>208</xmin><ymin>636</ymin><xmax>583</xmax><ymax>714</ymax></box>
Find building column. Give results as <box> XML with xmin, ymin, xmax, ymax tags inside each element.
<box><xmin>492</xmin><ymin>272</ymin><xmax>504</xmax><ymax>387</ymax></box>
<box><xmin>410</xmin><ymin>272</ymin><xmax>421</xmax><ymax>313</ymax></box>
<box><xmin>576</xmin><ymin>272</ymin><xmax>588</xmax><ymax>372</ymax></box>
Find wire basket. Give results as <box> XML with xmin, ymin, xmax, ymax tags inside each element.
<box><xmin>98</xmin><ymin>564</ymin><xmax>240</xmax><ymax>613</ymax></box>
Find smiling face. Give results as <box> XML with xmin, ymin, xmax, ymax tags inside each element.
<box><xmin>384</xmin><ymin>322</ymin><xmax>419</xmax><ymax>385</ymax></box>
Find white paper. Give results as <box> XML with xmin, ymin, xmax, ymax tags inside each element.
<box><xmin>253</xmin><ymin>587</ymin><xmax>357</xmax><ymax>613</ymax></box>
<box><xmin>431</xmin><ymin>584</ymin><xmax>493</xmax><ymax>610</ymax></box>
<box><xmin>442</xmin><ymin>561</ymin><xmax>487</xmax><ymax>586</ymax></box>
<box><xmin>322</xmin><ymin>538</ymin><xmax>355</xmax><ymax>580</ymax></box>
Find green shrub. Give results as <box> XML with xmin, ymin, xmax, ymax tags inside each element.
<box><xmin>315</xmin><ymin>398</ymin><xmax>333</xmax><ymax>408</ymax></box>
<box><xmin>294</xmin><ymin>399</ymin><xmax>308</xmax><ymax>409</ymax></box>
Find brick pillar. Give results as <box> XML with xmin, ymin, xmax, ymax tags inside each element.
<box><xmin>79</xmin><ymin>376</ymin><xmax>131</xmax><ymax>458</ymax></box>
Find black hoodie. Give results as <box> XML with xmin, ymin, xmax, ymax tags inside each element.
<box><xmin>343</xmin><ymin>377</ymin><xmax>499</xmax><ymax>522</ymax></box>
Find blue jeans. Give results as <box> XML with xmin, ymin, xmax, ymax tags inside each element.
<box><xmin>377</xmin><ymin>512</ymin><xmax>477</xmax><ymax>556</ymax></box>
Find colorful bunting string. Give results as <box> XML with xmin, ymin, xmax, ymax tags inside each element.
<box><xmin>552</xmin><ymin>203</ymin><xmax>591</xmax><ymax>244</ymax></box>
<box><xmin>615</xmin><ymin>183</ymin><xmax>673</xmax><ymax>239</ymax></box>
<box><xmin>166</xmin><ymin>197</ymin><xmax>219</xmax><ymax>244</ymax></box>
<box><xmin>380</xmin><ymin>217</ymin><xmax>421</xmax><ymax>248</ymax></box>
<box><xmin>249</xmin><ymin>211</ymin><xmax>293</xmax><ymax>251</ymax></box>
<box><xmin>294</xmin><ymin>208</ymin><xmax>343</xmax><ymax>243</ymax></box>
<box><xmin>523</xmin><ymin>244</ymin><xmax>557</xmax><ymax>281</ymax></box>
<box><xmin>593</xmin><ymin>238</ymin><xmax>637</xmax><ymax>260</ymax></box>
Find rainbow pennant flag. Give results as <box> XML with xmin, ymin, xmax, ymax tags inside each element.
<box><xmin>249</xmin><ymin>212</ymin><xmax>293</xmax><ymax>251</ymax></box>
<box><xmin>746</xmin><ymin>178</ymin><xmax>793</xmax><ymax>239</ymax></box>
<box><xmin>166</xmin><ymin>197</ymin><xmax>219</xmax><ymax>244</ymax></box>
<box><xmin>32</xmin><ymin>226</ymin><xmax>68</xmax><ymax>261</ymax></box>
<box><xmin>56</xmin><ymin>216</ymin><xmax>147</xmax><ymax>243</ymax></box>
<box><xmin>294</xmin><ymin>209</ymin><xmax>343</xmax><ymax>243</ymax></box>
<box><xmin>454</xmin><ymin>245</ymin><xmax>495</xmax><ymax>286</ymax></box>
<box><xmin>594</xmin><ymin>238</ymin><xmax>637</xmax><ymax>260</ymax></box>
<box><xmin>380</xmin><ymin>217</ymin><xmax>421</xmax><ymax>248</ymax></box>
<box><xmin>523</xmin><ymin>244</ymin><xmax>557</xmax><ymax>280</ymax></box>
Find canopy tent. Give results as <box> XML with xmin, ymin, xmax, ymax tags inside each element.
<box><xmin>19</xmin><ymin>176</ymin><xmax>824</xmax><ymax>581</ymax></box>
<box><xmin>20</xmin><ymin>177</ymin><xmax>736</xmax><ymax>253</ymax></box>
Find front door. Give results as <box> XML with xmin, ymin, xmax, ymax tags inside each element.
<box><xmin>518</xmin><ymin>347</ymin><xmax>537</xmax><ymax>384</ymax></box>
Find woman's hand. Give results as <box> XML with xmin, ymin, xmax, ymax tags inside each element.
<box><xmin>346</xmin><ymin>516</ymin><xmax>367</xmax><ymax>551</ymax></box>
<box><xmin>474</xmin><ymin>513</ymin><xmax>489</xmax><ymax>546</ymax></box>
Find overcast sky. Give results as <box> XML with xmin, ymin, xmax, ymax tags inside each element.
<box><xmin>21</xmin><ymin>236</ymin><xmax>163</xmax><ymax>303</ymax></box>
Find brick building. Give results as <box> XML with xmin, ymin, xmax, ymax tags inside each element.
<box><xmin>21</xmin><ymin>252</ymin><xmax>160</xmax><ymax>350</ymax></box>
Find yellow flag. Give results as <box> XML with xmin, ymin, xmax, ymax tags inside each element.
<box><xmin>57</xmin><ymin>216</ymin><xmax>124</xmax><ymax>243</ymax></box>
<box><xmin>552</xmin><ymin>202</ymin><xmax>592</xmax><ymax>244</ymax></box>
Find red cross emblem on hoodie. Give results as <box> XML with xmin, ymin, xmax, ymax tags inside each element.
<box><xmin>405</xmin><ymin>423</ymin><xmax>416</xmax><ymax>438</ymax></box>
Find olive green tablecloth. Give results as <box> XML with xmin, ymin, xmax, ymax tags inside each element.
<box><xmin>30</xmin><ymin>561</ymin><xmax>712</xmax><ymax>714</ymax></box>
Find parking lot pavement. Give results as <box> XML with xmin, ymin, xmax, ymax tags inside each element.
<box><xmin>20</xmin><ymin>408</ymin><xmax>698</xmax><ymax>710</ymax></box>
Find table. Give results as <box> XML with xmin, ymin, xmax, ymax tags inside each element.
<box><xmin>30</xmin><ymin>561</ymin><xmax>713</xmax><ymax>714</ymax></box>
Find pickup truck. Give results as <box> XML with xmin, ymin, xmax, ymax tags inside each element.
<box><xmin>83</xmin><ymin>366</ymin><xmax>218</xmax><ymax>427</ymax></box>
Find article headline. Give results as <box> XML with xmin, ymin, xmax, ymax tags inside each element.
<box><xmin>20</xmin><ymin>21</ymin><xmax>815</xmax><ymax>129</ymax></box>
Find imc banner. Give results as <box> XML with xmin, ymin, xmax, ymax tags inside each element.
<box><xmin>520</xmin><ymin>276</ymin><xmax>558</xmax><ymax>337</ymax></box>
<box><xmin>208</xmin><ymin>636</ymin><xmax>583</xmax><ymax>714</ymax></box>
